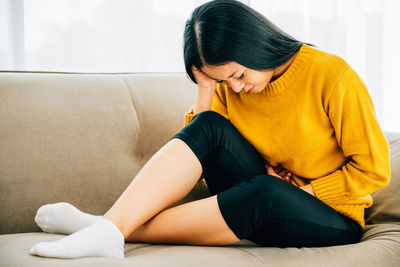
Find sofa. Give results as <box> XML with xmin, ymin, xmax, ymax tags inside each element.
<box><xmin>0</xmin><ymin>71</ymin><xmax>399</xmax><ymax>267</ymax></box>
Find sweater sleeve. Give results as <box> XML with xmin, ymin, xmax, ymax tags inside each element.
<box><xmin>184</xmin><ymin>83</ymin><xmax>229</xmax><ymax>126</ymax></box>
<box><xmin>310</xmin><ymin>67</ymin><xmax>391</xmax><ymax>203</ymax></box>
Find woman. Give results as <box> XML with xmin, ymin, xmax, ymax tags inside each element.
<box><xmin>29</xmin><ymin>0</ymin><xmax>390</xmax><ymax>259</ymax></box>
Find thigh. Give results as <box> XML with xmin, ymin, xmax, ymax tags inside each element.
<box><xmin>172</xmin><ymin>111</ymin><xmax>267</xmax><ymax>195</ymax></box>
<box><xmin>217</xmin><ymin>175</ymin><xmax>363</xmax><ymax>247</ymax></box>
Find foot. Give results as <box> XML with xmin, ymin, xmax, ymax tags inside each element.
<box><xmin>35</xmin><ymin>202</ymin><xmax>101</xmax><ymax>234</ymax></box>
<box><xmin>29</xmin><ymin>218</ymin><xmax>125</xmax><ymax>259</ymax></box>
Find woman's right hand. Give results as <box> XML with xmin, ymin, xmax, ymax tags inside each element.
<box><xmin>192</xmin><ymin>65</ymin><xmax>217</xmax><ymax>91</ymax></box>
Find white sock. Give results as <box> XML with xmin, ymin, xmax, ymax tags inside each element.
<box><xmin>29</xmin><ymin>218</ymin><xmax>125</xmax><ymax>259</ymax></box>
<box><xmin>35</xmin><ymin>202</ymin><xmax>101</xmax><ymax>235</ymax></box>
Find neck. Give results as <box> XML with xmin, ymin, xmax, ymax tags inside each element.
<box><xmin>271</xmin><ymin>51</ymin><xmax>299</xmax><ymax>81</ymax></box>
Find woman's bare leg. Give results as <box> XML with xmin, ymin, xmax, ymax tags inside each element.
<box><xmin>29</xmin><ymin>138</ymin><xmax>239</xmax><ymax>259</ymax></box>
<box><xmin>103</xmin><ymin>138</ymin><xmax>238</xmax><ymax>244</ymax></box>
<box><xmin>125</xmin><ymin>195</ymin><xmax>240</xmax><ymax>245</ymax></box>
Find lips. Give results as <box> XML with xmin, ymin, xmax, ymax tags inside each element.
<box><xmin>245</xmin><ymin>86</ymin><xmax>255</xmax><ymax>94</ymax></box>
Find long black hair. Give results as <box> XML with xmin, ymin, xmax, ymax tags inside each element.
<box><xmin>183</xmin><ymin>0</ymin><xmax>304</xmax><ymax>84</ymax></box>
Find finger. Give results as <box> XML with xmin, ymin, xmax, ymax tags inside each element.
<box><xmin>274</xmin><ymin>166</ymin><xmax>282</xmax><ymax>172</ymax></box>
<box><xmin>278</xmin><ymin>170</ymin><xmax>288</xmax><ymax>177</ymax></box>
<box><xmin>284</xmin><ymin>175</ymin><xmax>290</xmax><ymax>182</ymax></box>
<box><xmin>267</xmin><ymin>167</ymin><xmax>280</xmax><ymax>178</ymax></box>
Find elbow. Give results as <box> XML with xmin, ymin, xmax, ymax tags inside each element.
<box><xmin>383</xmin><ymin>165</ymin><xmax>391</xmax><ymax>188</ymax></box>
<box><xmin>378</xmin><ymin>161</ymin><xmax>391</xmax><ymax>190</ymax></box>
<box><xmin>375</xmin><ymin>146</ymin><xmax>391</xmax><ymax>190</ymax></box>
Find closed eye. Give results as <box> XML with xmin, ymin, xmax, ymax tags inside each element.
<box><xmin>214</xmin><ymin>72</ymin><xmax>244</xmax><ymax>83</ymax></box>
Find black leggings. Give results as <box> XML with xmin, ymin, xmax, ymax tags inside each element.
<box><xmin>172</xmin><ymin>111</ymin><xmax>363</xmax><ymax>248</ymax></box>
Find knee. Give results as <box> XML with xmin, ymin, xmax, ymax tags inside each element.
<box><xmin>191</xmin><ymin>111</ymin><xmax>230</xmax><ymax>128</ymax></box>
<box><xmin>172</xmin><ymin>111</ymin><xmax>233</xmax><ymax>167</ymax></box>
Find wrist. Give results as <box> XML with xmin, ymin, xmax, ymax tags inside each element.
<box><xmin>193</xmin><ymin>87</ymin><xmax>215</xmax><ymax>114</ymax></box>
<box><xmin>301</xmin><ymin>184</ymin><xmax>315</xmax><ymax>196</ymax></box>
<box><xmin>198</xmin><ymin>85</ymin><xmax>216</xmax><ymax>95</ymax></box>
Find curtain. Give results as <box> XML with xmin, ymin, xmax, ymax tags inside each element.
<box><xmin>0</xmin><ymin>0</ymin><xmax>399</xmax><ymax>131</ymax></box>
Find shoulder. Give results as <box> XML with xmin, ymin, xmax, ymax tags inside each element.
<box><xmin>305</xmin><ymin>45</ymin><xmax>350</xmax><ymax>80</ymax></box>
<box><xmin>303</xmin><ymin>45</ymin><xmax>364</xmax><ymax>100</ymax></box>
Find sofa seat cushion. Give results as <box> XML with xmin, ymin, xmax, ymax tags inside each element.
<box><xmin>1</xmin><ymin>224</ymin><xmax>399</xmax><ymax>267</ymax></box>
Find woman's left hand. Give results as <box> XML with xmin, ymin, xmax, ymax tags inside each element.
<box><xmin>300</xmin><ymin>184</ymin><xmax>315</xmax><ymax>196</ymax></box>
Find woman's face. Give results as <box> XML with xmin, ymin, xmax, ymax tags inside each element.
<box><xmin>201</xmin><ymin>62</ymin><xmax>274</xmax><ymax>94</ymax></box>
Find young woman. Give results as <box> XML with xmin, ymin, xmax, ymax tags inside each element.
<box><xmin>29</xmin><ymin>0</ymin><xmax>390</xmax><ymax>259</ymax></box>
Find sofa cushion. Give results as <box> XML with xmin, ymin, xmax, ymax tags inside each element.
<box><xmin>365</xmin><ymin>132</ymin><xmax>400</xmax><ymax>225</ymax></box>
<box><xmin>1</xmin><ymin>224</ymin><xmax>399</xmax><ymax>267</ymax></box>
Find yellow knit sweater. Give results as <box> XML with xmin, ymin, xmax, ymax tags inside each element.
<box><xmin>184</xmin><ymin>44</ymin><xmax>390</xmax><ymax>229</ymax></box>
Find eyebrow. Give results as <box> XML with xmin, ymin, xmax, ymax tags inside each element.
<box><xmin>211</xmin><ymin>69</ymin><xmax>240</xmax><ymax>81</ymax></box>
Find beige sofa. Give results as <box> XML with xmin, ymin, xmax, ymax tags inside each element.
<box><xmin>0</xmin><ymin>71</ymin><xmax>399</xmax><ymax>267</ymax></box>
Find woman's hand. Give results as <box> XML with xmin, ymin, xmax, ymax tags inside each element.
<box><xmin>266</xmin><ymin>164</ymin><xmax>316</xmax><ymax>196</ymax></box>
<box><xmin>265</xmin><ymin>164</ymin><xmax>292</xmax><ymax>183</ymax></box>
<box><xmin>192</xmin><ymin>65</ymin><xmax>217</xmax><ymax>91</ymax></box>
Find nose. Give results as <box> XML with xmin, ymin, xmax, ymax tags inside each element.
<box><xmin>228</xmin><ymin>79</ymin><xmax>244</xmax><ymax>93</ymax></box>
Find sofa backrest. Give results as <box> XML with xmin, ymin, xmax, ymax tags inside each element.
<box><xmin>0</xmin><ymin>71</ymin><xmax>198</xmax><ymax>234</ymax></box>
<box><xmin>365</xmin><ymin>132</ymin><xmax>400</xmax><ymax>225</ymax></box>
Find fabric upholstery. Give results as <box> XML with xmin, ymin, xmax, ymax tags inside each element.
<box><xmin>1</xmin><ymin>224</ymin><xmax>399</xmax><ymax>267</ymax></box>
<box><xmin>0</xmin><ymin>72</ymin><xmax>199</xmax><ymax>234</ymax></box>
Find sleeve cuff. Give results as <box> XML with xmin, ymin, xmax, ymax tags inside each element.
<box><xmin>310</xmin><ymin>171</ymin><xmax>347</xmax><ymax>201</ymax></box>
<box><xmin>184</xmin><ymin>107</ymin><xmax>195</xmax><ymax>126</ymax></box>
